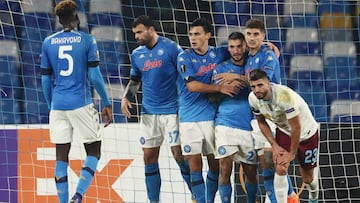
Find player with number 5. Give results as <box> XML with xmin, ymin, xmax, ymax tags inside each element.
<box><xmin>40</xmin><ymin>1</ymin><xmax>113</xmax><ymax>202</ymax></box>
<box><xmin>248</xmin><ymin>69</ymin><xmax>319</xmax><ymax>203</ymax></box>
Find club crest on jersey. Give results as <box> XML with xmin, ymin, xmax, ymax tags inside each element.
<box><xmin>157</xmin><ymin>48</ymin><xmax>164</xmax><ymax>56</ymax></box>
<box><xmin>209</xmin><ymin>51</ymin><xmax>216</xmax><ymax>58</ymax></box>
<box><xmin>139</xmin><ymin>54</ymin><xmax>145</xmax><ymax>59</ymax></box>
<box><xmin>192</xmin><ymin>59</ymin><xmax>197</xmax><ymax>63</ymax></box>
<box><xmin>255</xmin><ymin>57</ymin><xmax>260</xmax><ymax>63</ymax></box>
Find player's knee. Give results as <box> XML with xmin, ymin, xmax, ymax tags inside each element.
<box><xmin>171</xmin><ymin>146</ymin><xmax>184</xmax><ymax>162</ymax></box>
<box><xmin>219</xmin><ymin>163</ymin><xmax>231</xmax><ymax>177</ymax></box>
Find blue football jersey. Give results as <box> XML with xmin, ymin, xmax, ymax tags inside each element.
<box><xmin>40</xmin><ymin>30</ymin><xmax>100</xmax><ymax>110</ymax></box>
<box><xmin>213</xmin><ymin>60</ymin><xmax>252</xmax><ymax>130</ymax></box>
<box><xmin>177</xmin><ymin>46</ymin><xmax>229</xmax><ymax>122</ymax></box>
<box><xmin>244</xmin><ymin>44</ymin><xmax>281</xmax><ymax>84</ymax></box>
<box><xmin>130</xmin><ymin>36</ymin><xmax>182</xmax><ymax>114</ymax></box>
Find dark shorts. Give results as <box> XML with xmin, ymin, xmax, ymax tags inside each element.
<box><xmin>276</xmin><ymin>128</ymin><xmax>319</xmax><ymax>170</ymax></box>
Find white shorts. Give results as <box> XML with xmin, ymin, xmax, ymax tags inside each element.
<box><xmin>49</xmin><ymin>104</ymin><xmax>103</xmax><ymax>144</ymax></box>
<box><xmin>140</xmin><ymin>114</ymin><xmax>179</xmax><ymax>148</ymax></box>
<box><xmin>179</xmin><ymin>121</ymin><xmax>215</xmax><ymax>156</ymax></box>
<box><xmin>251</xmin><ymin>119</ymin><xmax>276</xmax><ymax>155</ymax></box>
<box><xmin>215</xmin><ymin>125</ymin><xmax>258</xmax><ymax>165</ymax></box>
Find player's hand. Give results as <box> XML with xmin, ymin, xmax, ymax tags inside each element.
<box><xmin>121</xmin><ymin>97</ymin><xmax>132</xmax><ymax>118</ymax></box>
<box><xmin>218</xmin><ymin>83</ymin><xmax>240</xmax><ymax>97</ymax></box>
<box><xmin>101</xmin><ymin>105</ymin><xmax>113</xmax><ymax>127</ymax></box>
<box><xmin>214</xmin><ymin>73</ymin><xmax>240</xmax><ymax>84</ymax></box>
<box><xmin>271</xmin><ymin>143</ymin><xmax>286</xmax><ymax>163</ymax></box>
<box><xmin>263</xmin><ymin>41</ymin><xmax>280</xmax><ymax>58</ymax></box>
<box><xmin>277</xmin><ymin>151</ymin><xmax>295</xmax><ymax>166</ymax></box>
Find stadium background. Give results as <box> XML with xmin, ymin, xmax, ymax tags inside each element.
<box><xmin>0</xmin><ymin>0</ymin><xmax>359</xmax><ymax>202</ymax></box>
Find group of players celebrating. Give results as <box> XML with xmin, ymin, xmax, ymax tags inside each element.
<box><xmin>40</xmin><ymin>0</ymin><xmax>319</xmax><ymax>202</ymax></box>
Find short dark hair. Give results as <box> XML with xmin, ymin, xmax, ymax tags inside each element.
<box><xmin>55</xmin><ymin>0</ymin><xmax>77</xmax><ymax>23</ymax></box>
<box><xmin>228</xmin><ymin>32</ymin><xmax>245</xmax><ymax>41</ymax></box>
<box><xmin>190</xmin><ymin>17</ymin><xmax>212</xmax><ymax>34</ymax></box>
<box><xmin>132</xmin><ymin>15</ymin><xmax>155</xmax><ymax>28</ymax></box>
<box><xmin>248</xmin><ymin>69</ymin><xmax>270</xmax><ymax>81</ymax></box>
<box><xmin>245</xmin><ymin>18</ymin><xmax>265</xmax><ymax>33</ymax></box>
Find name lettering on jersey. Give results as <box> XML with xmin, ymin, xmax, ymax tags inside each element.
<box><xmin>196</xmin><ymin>63</ymin><xmax>216</xmax><ymax>76</ymax></box>
<box><xmin>143</xmin><ymin>59</ymin><xmax>162</xmax><ymax>71</ymax></box>
<box><xmin>51</xmin><ymin>36</ymin><xmax>82</xmax><ymax>44</ymax></box>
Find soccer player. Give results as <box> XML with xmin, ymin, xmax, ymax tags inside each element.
<box><xmin>248</xmin><ymin>69</ymin><xmax>319</xmax><ymax>203</ymax></box>
<box><xmin>177</xmin><ymin>17</ymin><xmax>240</xmax><ymax>203</ymax></box>
<box><xmin>120</xmin><ymin>15</ymin><xmax>192</xmax><ymax>203</ymax></box>
<box><xmin>244</xmin><ymin>18</ymin><xmax>298</xmax><ymax>203</ymax></box>
<box><xmin>213</xmin><ymin>32</ymin><xmax>258</xmax><ymax>203</ymax></box>
<box><xmin>40</xmin><ymin>1</ymin><xmax>113</xmax><ymax>203</ymax></box>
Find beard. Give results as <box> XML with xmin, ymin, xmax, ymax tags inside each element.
<box><xmin>232</xmin><ymin>54</ymin><xmax>244</xmax><ymax>62</ymax></box>
<box><xmin>255</xmin><ymin>89</ymin><xmax>267</xmax><ymax>100</ymax></box>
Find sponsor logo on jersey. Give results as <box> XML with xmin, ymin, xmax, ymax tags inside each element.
<box><xmin>142</xmin><ymin>59</ymin><xmax>163</xmax><ymax>71</ymax></box>
<box><xmin>196</xmin><ymin>63</ymin><xmax>216</xmax><ymax>76</ymax></box>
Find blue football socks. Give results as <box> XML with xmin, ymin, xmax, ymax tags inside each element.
<box><xmin>75</xmin><ymin>156</ymin><xmax>98</xmax><ymax>196</ymax></box>
<box><xmin>177</xmin><ymin>160</ymin><xmax>192</xmax><ymax>193</ymax></box>
<box><xmin>206</xmin><ymin>170</ymin><xmax>219</xmax><ymax>203</ymax></box>
<box><xmin>145</xmin><ymin>162</ymin><xmax>161</xmax><ymax>202</ymax></box>
<box><xmin>191</xmin><ymin>171</ymin><xmax>205</xmax><ymax>203</ymax></box>
<box><xmin>55</xmin><ymin>160</ymin><xmax>69</xmax><ymax>203</ymax></box>
<box><xmin>219</xmin><ymin>184</ymin><xmax>232</xmax><ymax>203</ymax></box>
<box><xmin>263</xmin><ymin>169</ymin><xmax>276</xmax><ymax>202</ymax></box>
<box><xmin>245</xmin><ymin>182</ymin><xmax>258</xmax><ymax>203</ymax></box>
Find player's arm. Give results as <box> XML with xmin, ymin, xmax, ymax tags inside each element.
<box><xmin>88</xmin><ymin>62</ymin><xmax>113</xmax><ymax>127</ymax></box>
<box><xmin>263</xmin><ymin>41</ymin><xmax>280</xmax><ymax>58</ymax></box>
<box><xmin>186</xmin><ymin>78</ymin><xmax>239</xmax><ymax>97</ymax></box>
<box><xmin>40</xmin><ymin>42</ymin><xmax>53</xmax><ymax>110</ymax></box>
<box><xmin>255</xmin><ymin>114</ymin><xmax>277</xmax><ymax>147</ymax></box>
<box><xmin>286</xmin><ymin>115</ymin><xmax>301</xmax><ymax>161</ymax></box>
<box><xmin>121</xmin><ymin>77</ymin><xmax>141</xmax><ymax>118</ymax></box>
<box><xmin>40</xmin><ymin>68</ymin><xmax>53</xmax><ymax>110</ymax></box>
